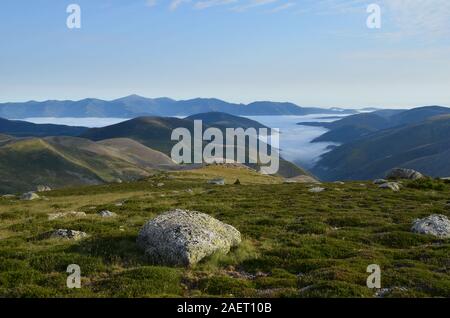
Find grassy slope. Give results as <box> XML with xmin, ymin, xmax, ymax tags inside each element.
<box><xmin>0</xmin><ymin>165</ymin><xmax>449</xmax><ymax>298</ymax></box>
<box><xmin>0</xmin><ymin>136</ymin><xmax>177</xmax><ymax>194</ymax></box>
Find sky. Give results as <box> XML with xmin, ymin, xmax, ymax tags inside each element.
<box><xmin>0</xmin><ymin>0</ymin><xmax>449</xmax><ymax>108</ymax></box>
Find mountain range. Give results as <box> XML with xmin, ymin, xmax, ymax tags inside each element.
<box><xmin>309</xmin><ymin>106</ymin><xmax>450</xmax><ymax>181</ymax></box>
<box><xmin>0</xmin><ymin>95</ymin><xmax>356</xmax><ymax>119</ymax></box>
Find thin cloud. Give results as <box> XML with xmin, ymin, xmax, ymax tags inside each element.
<box><xmin>268</xmin><ymin>2</ymin><xmax>296</xmax><ymax>13</ymax></box>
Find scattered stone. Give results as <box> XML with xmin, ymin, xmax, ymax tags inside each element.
<box><xmin>36</xmin><ymin>185</ymin><xmax>51</xmax><ymax>192</ymax></box>
<box><xmin>157</xmin><ymin>183</ymin><xmax>165</xmax><ymax>187</ymax></box>
<box><xmin>308</xmin><ymin>187</ymin><xmax>325</xmax><ymax>193</ymax></box>
<box><xmin>186</xmin><ymin>189</ymin><xmax>194</xmax><ymax>194</ymax></box>
<box><xmin>386</xmin><ymin>168</ymin><xmax>424</xmax><ymax>180</ymax></box>
<box><xmin>20</xmin><ymin>192</ymin><xmax>40</xmax><ymax>201</ymax></box>
<box><xmin>115</xmin><ymin>201</ymin><xmax>124</xmax><ymax>207</ymax></box>
<box><xmin>42</xmin><ymin>229</ymin><xmax>88</xmax><ymax>240</ymax></box>
<box><xmin>48</xmin><ymin>211</ymin><xmax>86</xmax><ymax>221</ymax></box>
<box><xmin>137</xmin><ymin>209</ymin><xmax>241</xmax><ymax>266</ymax></box>
<box><xmin>373</xmin><ymin>179</ymin><xmax>388</xmax><ymax>185</ymax></box>
<box><xmin>411</xmin><ymin>214</ymin><xmax>450</xmax><ymax>238</ymax></box>
<box><xmin>113</xmin><ymin>178</ymin><xmax>123</xmax><ymax>183</ymax></box>
<box><xmin>378</xmin><ymin>182</ymin><xmax>400</xmax><ymax>192</ymax></box>
<box><xmin>207</xmin><ymin>178</ymin><xmax>225</xmax><ymax>185</ymax></box>
<box><xmin>98</xmin><ymin>210</ymin><xmax>116</xmax><ymax>218</ymax></box>
<box><xmin>334</xmin><ymin>181</ymin><xmax>345</xmax><ymax>185</ymax></box>
<box><xmin>284</xmin><ymin>175</ymin><xmax>321</xmax><ymax>184</ymax></box>
<box><xmin>1</xmin><ymin>194</ymin><xmax>16</xmax><ymax>199</ymax></box>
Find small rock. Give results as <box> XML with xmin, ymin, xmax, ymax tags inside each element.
<box><xmin>48</xmin><ymin>211</ymin><xmax>86</xmax><ymax>221</ymax></box>
<box><xmin>373</xmin><ymin>179</ymin><xmax>388</xmax><ymax>185</ymax></box>
<box><xmin>1</xmin><ymin>194</ymin><xmax>16</xmax><ymax>199</ymax></box>
<box><xmin>36</xmin><ymin>185</ymin><xmax>51</xmax><ymax>192</ymax></box>
<box><xmin>157</xmin><ymin>183</ymin><xmax>165</xmax><ymax>187</ymax></box>
<box><xmin>137</xmin><ymin>209</ymin><xmax>241</xmax><ymax>266</ymax></box>
<box><xmin>98</xmin><ymin>210</ymin><xmax>116</xmax><ymax>218</ymax></box>
<box><xmin>411</xmin><ymin>214</ymin><xmax>450</xmax><ymax>238</ymax></box>
<box><xmin>378</xmin><ymin>182</ymin><xmax>400</xmax><ymax>192</ymax></box>
<box><xmin>44</xmin><ymin>229</ymin><xmax>88</xmax><ymax>240</ymax></box>
<box><xmin>234</xmin><ymin>179</ymin><xmax>241</xmax><ymax>185</ymax></box>
<box><xmin>20</xmin><ymin>192</ymin><xmax>40</xmax><ymax>201</ymax></box>
<box><xmin>375</xmin><ymin>287</ymin><xmax>408</xmax><ymax>298</ymax></box>
<box><xmin>308</xmin><ymin>187</ymin><xmax>325</xmax><ymax>193</ymax></box>
<box><xmin>284</xmin><ymin>175</ymin><xmax>320</xmax><ymax>184</ymax></box>
<box><xmin>334</xmin><ymin>181</ymin><xmax>345</xmax><ymax>185</ymax></box>
<box><xmin>208</xmin><ymin>178</ymin><xmax>225</xmax><ymax>185</ymax></box>
<box><xmin>386</xmin><ymin>168</ymin><xmax>424</xmax><ymax>180</ymax></box>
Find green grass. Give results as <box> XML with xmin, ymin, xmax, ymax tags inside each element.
<box><xmin>0</xmin><ymin>166</ymin><xmax>449</xmax><ymax>298</ymax></box>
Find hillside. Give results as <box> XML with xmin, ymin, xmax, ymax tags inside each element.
<box><xmin>312</xmin><ymin>115</ymin><xmax>450</xmax><ymax>181</ymax></box>
<box><xmin>0</xmin><ymin>117</ymin><xmax>87</xmax><ymax>137</ymax></box>
<box><xmin>0</xmin><ymin>136</ymin><xmax>176</xmax><ymax>194</ymax></box>
<box><xmin>302</xmin><ymin>106</ymin><xmax>450</xmax><ymax>144</ymax></box>
<box><xmin>0</xmin><ymin>165</ymin><xmax>449</xmax><ymax>297</ymax></box>
<box><xmin>81</xmin><ymin>115</ymin><xmax>310</xmax><ymax>178</ymax></box>
<box><xmin>0</xmin><ymin>95</ymin><xmax>356</xmax><ymax>119</ymax></box>
<box><xmin>185</xmin><ymin>112</ymin><xmax>269</xmax><ymax>129</ymax></box>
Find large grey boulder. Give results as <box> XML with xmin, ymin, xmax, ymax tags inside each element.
<box><xmin>137</xmin><ymin>209</ymin><xmax>241</xmax><ymax>266</ymax></box>
<box><xmin>386</xmin><ymin>168</ymin><xmax>424</xmax><ymax>180</ymax></box>
<box><xmin>411</xmin><ymin>214</ymin><xmax>450</xmax><ymax>238</ymax></box>
<box><xmin>20</xmin><ymin>192</ymin><xmax>40</xmax><ymax>201</ymax></box>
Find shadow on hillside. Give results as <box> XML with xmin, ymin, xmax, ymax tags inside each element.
<box><xmin>67</xmin><ymin>234</ymin><xmax>147</xmax><ymax>267</ymax></box>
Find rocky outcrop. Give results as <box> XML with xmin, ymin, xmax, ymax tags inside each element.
<box><xmin>386</xmin><ymin>168</ymin><xmax>424</xmax><ymax>180</ymax></box>
<box><xmin>137</xmin><ymin>209</ymin><xmax>241</xmax><ymax>266</ymax></box>
<box><xmin>411</xmin><ymin>214</ymin><xmax>450</xmax><ymax>238</ymax></box>
<box><xmin>20</xmin><ymin>192</ymin><xmax>40</xmax><ymax>201</ymax></box>
<box><xmin>378</xmin><ymin>182</ymin><xmax>400</xmax><ymax>192</ymax></box>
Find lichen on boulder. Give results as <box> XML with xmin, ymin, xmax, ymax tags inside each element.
<box><xmin>137</xmin><ymin>209</ymin><xmax>241</xmax><ymax>266</ymax></box>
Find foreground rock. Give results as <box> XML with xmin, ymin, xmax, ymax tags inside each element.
<box><xmin>20</xmin><ymin>192</ymin><xmax>40</xmax><ymax>201</ymax></box>
<box><xmin>137</xmin><ymin>209</ymin><xmax>241</xmax><ymax>266</ymax></box>
<box><xmin>378</xmin><ymin>182</ymin><xmax>400</xmax><ymax>192</ymax></box>
<box><xmin>36</xmin><ymin>185</ymin><xmax>51</xmax><ymax>192</ymax></box>
<box><xmin>373</xmin><ymin>179</ymin><xmax>388</xmax><ymax>185</ymax></box>
<box><xmin>41</xmin><ymin>229</ymin><xmax>88</xmax><ymax>240</ymax></box>
<box><xmin>387</xmin><ymin>168</ymin><xmax>424</xmax><ymax>180</ymax></box>
<box><xmin>411</xmin><ymin>214</ymin><xmax>450</xmax><ymax>238</ymax></box>
<box><xmin>48</xmin><ymin>211</ymin><xmax>86</xmax><ymax>221</ymax></box>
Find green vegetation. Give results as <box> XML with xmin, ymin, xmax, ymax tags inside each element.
<box><xmin>0</xmin><ymin>165</ymin><xmax>449</xmax><ymax>298</ymax></box>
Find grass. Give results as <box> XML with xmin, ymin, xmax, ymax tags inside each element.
<box><xmin>0</xmin><ymin>165</ymin><xmax>449</xmax><ymax>298</ymax></box>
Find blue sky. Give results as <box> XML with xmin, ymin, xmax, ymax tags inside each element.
<box><xmin>0</xmin><ymin>0</ymin><xmax>449</xmax><ymax>108</ymax></box>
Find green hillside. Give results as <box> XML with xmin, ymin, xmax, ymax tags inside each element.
<box><xmin>0</xmin><ymin>165</ymin><xmax>448</xmax><ymax>297</ymax></box>
<box><xmin>0</xmin><ymin>136</ymin><xmax>176</xmax><ymax>194</ymax></box>
<box><xmin>313</xmin><ymin>116</ymin><xmax>450</xmax><ymax>181</ymax></box>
